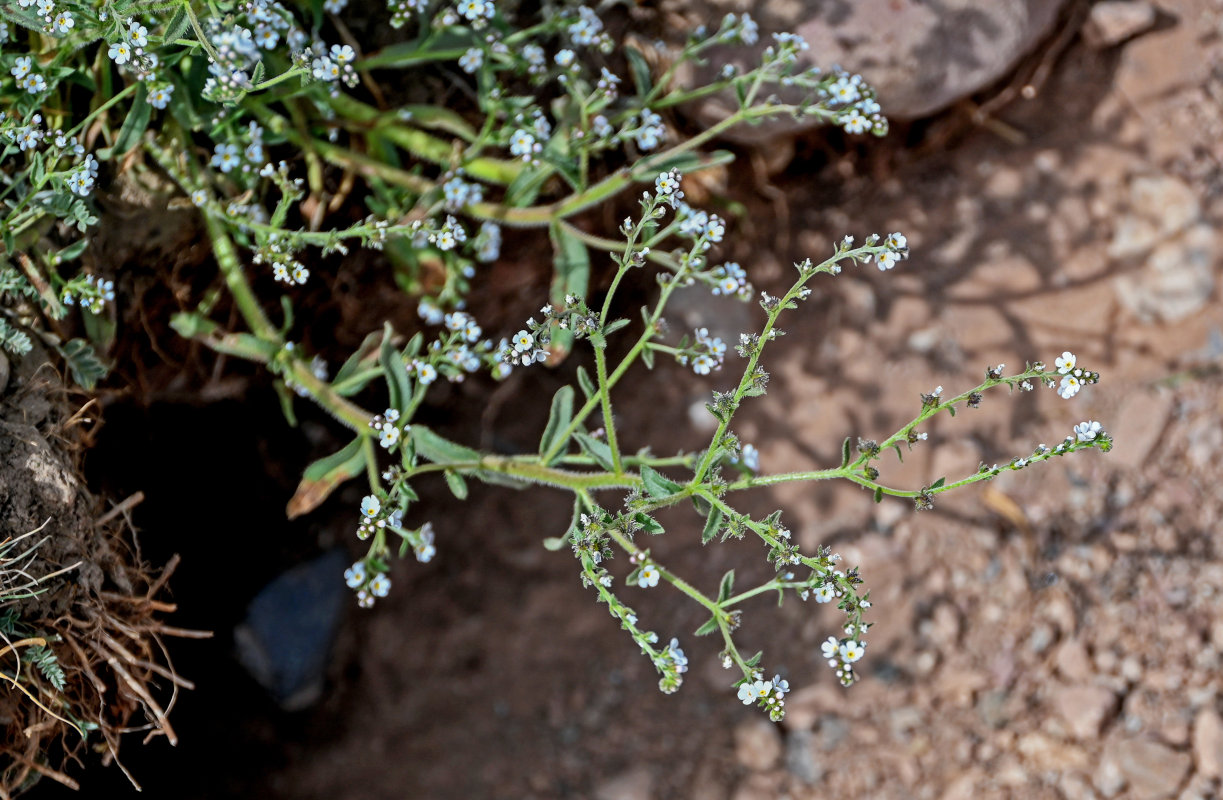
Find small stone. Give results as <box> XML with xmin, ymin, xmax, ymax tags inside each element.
<box><xmin>1193</xmin><ymin>707</ymin><xmax>1223</xmax><ymax>779</ymax></box>
<box><xmin>1055</xmin><ymin>685</ymin><xmax>1119</xmax><ymax>740</ymax></box>
<box><xmin>784</xmin><ymin>729</ymin><xmax>822</xmax><ymax>784</ymax></box>
<box><xmin>1056</xmin><ymin>639</ymin><xmax>1094</xmax><ymax>682</ymax></box>
<box><xmin>594</xmin><ymin>766</ymin><xmax>654</xmax><ymax>800</ymax></box>
<box><xmin>1084</xmin><ymin>1</ymin><xmax>1157</xmax><ymax>48</ymax></box>
<box><xmin>734</xmin><ymin>719</ymin><xmax>782</xmax><ymax>771</ymax></box>
<box><xmin>1104</xmin><ymin>736</ymin><xmax>1193</xmax><ymax>800</ymax></box>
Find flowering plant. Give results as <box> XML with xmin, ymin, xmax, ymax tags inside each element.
<box><xmin>0</xmin><ymin>0</ymin><xmax>1112</xmax><ymax>739</ymax></box>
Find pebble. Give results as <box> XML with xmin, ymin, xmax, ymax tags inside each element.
<box><xmin>784</xmin><ymin>729</ymin><xmax>822</xmax><ymax>784</ymax></box>
<box><xmin>594</xmin><ymin>766</ymin><xmax>654</xmax><ymax>800</ymax></box>
<box><xmin>1084</xmin><ymin>1</ymin><xmax>1157</xmax><ymax>48</ymax></box>
<box><xmin>1101</xmin><ymin>736</ymin><xmax>1192</xmax><ymax>800</ymax></box>
<box><xmin>734</xmin><ymin>719</ymin><xmax>782</xmax><ymax>771</ymax></box>
<box><xmin>1192</xmin><ymin>707</ymin><xmax>1223</xmax><ymax>779</ymax></box>
<box><xmin>1054</xmin><ymin>684</ymin><xmax>1119</xmax><ymax>740</ymax></box>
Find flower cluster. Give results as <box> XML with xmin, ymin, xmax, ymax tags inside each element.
<box><xmin>61</xmin><ymin>274</ymin><xmax>114</xmax><ymax>314</ymax></box>
<box><xmin>344</xmin><ymin>560</ymin><xmax>392</xmax><ymax>608</ymax></box>
<box><xmin>1048</xmin><ymin>350</ymin><xmax>1100</xmax><ymax>399</ymax></box>
<box><xmin>675</xmin><ymin>328</ymin><xmax>728</xmax><ymax>376</ymax></box>
<box><xmin>821</xmin><ymin>634</ymin><xmax>867</xmax><ymax>687</ymax></box>
<box><xmin>735</xmin><ymin>670</ymin><xmax>792</xmax><ymax>721</ymax></box>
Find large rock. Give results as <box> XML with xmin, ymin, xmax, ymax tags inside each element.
<box><xmin>665</xmin><ymin>0</ymin><xmax>1071</xmax><ymax>140</ymax></box>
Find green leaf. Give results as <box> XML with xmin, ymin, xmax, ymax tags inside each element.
<box><xmin>641</xmin><ymin>346</ymin><xmax>655</xmax><ymax>370</ymax></box>
<box><xmin>472</xmin><ymin>469</ymin><xmax>529</xmax><ymax>489</ymax></box>
<box><xmin>539</xmin><ymin>385</ymin><xmax>574</xmax><ymax>464</ymax></box>
<box><xmin>629</xmin><ymin>149</ymin><xmax>736</xmax><ymax>182</ymax></box>
<box><xmin>542</xmin><ymin>533</ymin><xmax>571</xmax><ymax>551</ymax></box>
<box><xmin>574</xmin><ymin>432</ymin><xmax>614</xmax><ymax>471</ymax></box>
<box><xmin>108</xmin><ymin>84</ymin><xmax>151</xmax><ymax>157</ymax></box>
<box><xmin>625</xmin><ymin>46</ymin><xmax>653</xmax><ymax>96</ymax></box>
<box><xmin>841</xmin><ymin>436</ymin><xmax>851</xmax><ymax>468</ymax></box>
<box><xmin>717</xmin><ymin>569</ymin><xmax>735</xmax><ymax>602</ymax></box>
<box><xmin>58</xmin><ymin>338</ymin><xmax>108</xmax><ymax>390</ymax></box>
<box><xmin>273</xmin><ymin>379</ymin><xmax>299</xmax><ymax>427</ymax></box>
<box><xmin>930</xmin><ymin>477</ymin><xmax>946</xmax><ymax>490</ymax></box>
<box><xmin>635</xmin><ymin>512</ymin><xmax>664</xmax><ymax>535</ymax></box>
<box><xmin>576</xmin><ymin>366</ymin><xmax>596</xmax><ymax>400</ymax></box>
<box><xmin>548</xmin><ymin>221</ymin><xmax>589</xmax><ymax>360</ymax></box>
<box><xmin>444</xmin><ymin>469</ymin><xmax>468</xmax><ymax>500</ymax></box>
<box><xmin>163</xmin><ymin>6</ymin><xmax>190</xmax><ymax>43</ymax></box>
<box><xmin>380</xmin><ymin>322</ymin><xmax>413</xmax><ymax>412</ymax></box>
<box><xmin>701</xmin><ymin>504</ymin><xmax>724</xmax><ymax>544</ymax></box>
<box><xmin>639</xmin><ymin>465</ymin><xmax>681</xmax><ymax>498</ymax></box>
<box><xmin>412</xmin><ymin>425</ymin><xmax>479</xmax><ymax>463</ymax></box>
<box><xmin>287</xmin><ymin>436</ymin><xmax>365</xmax><ymax>518</ymax></box>
<box><xmin>693</xmin><ymin>616</ymin><xmax>720</xmax><ymax>637</ymax></box>
<box><xmin>603</xmin><ymin>318</ymin><xmax>630</xmax><ymax>337</ymax></box>
<box><xmin>893</xmin><ymin>443</ymin><xmax>904</xmax><ymax>463</ymax></box>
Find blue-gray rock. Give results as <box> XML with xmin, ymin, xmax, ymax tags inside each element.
<box><xmin>234</xmin><ymin>549</ymin><xmax>350</xmax><ymax>710</ymax></box>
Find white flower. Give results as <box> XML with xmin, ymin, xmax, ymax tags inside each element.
<box><xmin>1055</xmin><ymin>351</ymin><xmax>1077</xmax><ymax>374</ymax></box>
<box><xmin>109</xmin><ymin>42</ymin><xmax>132</xmax><ymax>65</ymax></box>
<box><xmin>458</xmin><ymin>47</ymin><xmax>483</xmax><ymax>73</ymax></box>
<box><xmin>11</xmin><ymin>57</ymin><xmax>32</xmax><ymax>79</ymax></box>
<box><xmin>149</xmin><ymin>84</ymin><xmax>174</xmax><ymax>109</ymax></box>
<box><xmin>843</xmin><ymin>111</ymin><xmax>869</xmax><ymax>134</ymax></box>
<box><xmin>415</xmin><ymin>362</ymin><xmax>438</xmax><ymax>384</ymax></box>
<box><xmin>885</xmin><ymin>231</ymin><xmax>907</xmax><ymax>250</ymax></box>
<box><xmin>814</xmin><ymin>584</ymin><xmax>835</xmax><ymax>603</ymax></box>
<box><xmin>128</xmin><ymin>22</ymin><xmax>148</xmax><ymax>47</ymax></box>
<box><xmin>512</xmin><ymin>330</ymin><xmax>534</xmax><ymax>353</ymax></box>
<box><xmin>24</xmin><ymin>73</ymin><xmax>46</xmax><ymax>93</ymax></box>
<box><xmin>751</xmin><ymin>679</ymin><xmax>773</xmax><ymax>700</ymax></box>
<box><xmin>737</xmin><ymin>683</ymin><xmax>755</xmax><ymax>704</ymax></box>
<box><xmin>369</xmin><ymin>573</ymin><xmax>391</xmax><ymax>597</ymax></box>
<box><xmin>53</xmin><ymin>11</ymin><xmax>74</xmax><ymax>34</ymax></box>
<box><xmin>312</xmin><ymin>57</ymin><xmax>340</xmax><ymax>81</ymax></box>
<box><xmin>1058</xmin><ymin>374</ymin><xmax>1082</xmax><ymax>399</ymax></box>
<box><xmin>839</xmin><ymin>640</ymin><xmax>865</xmax><ymax>662</ymax></box>
<box><xmin>821</xmin><ymin>636</ymin><xmax>839</xmax><ymax>660</ymax></box>
<box><xmin>771</xmin><ymin>675</ymin><xmax>790</xmax><ymax>695</ymax></box>
<box><xmin>654</xmin><ymin>170</ymin><xmax>680</xmax><ymax>197</ymax></box>
<box><xmin>637</xmin><ymin>563</ymin><xmax>661</xmax><ymax>588</ymax></box>
<box><xmin>210</xmin><ymin>143</ymin><xmax>241</xmax><ymax>173</ymax></box>
<box><xmin>384</xmin><ymin>408</ymin><xmax>401</xmax><ymax>423</ymax></box>
<box><xmin>508</xmin><ymin>129</ymin><xmax>536</xmax><ymax>158</ymax></box>
<box><xmin>324</xmin><ymin>0</ymin><xmax>349</xmax><ymax>12</ymax></box>
<box><xmin>360</xmin><ymin>495</ymin><xmax>381</xmax><ymax>518</ymax></box>
<box><xmin>415</xmin><ymin>522</ymin><xmax>436</xmax><ymax>563</ymax></box>
<box><xmin>35</xmin><ymin>0</ymin><xmax>52</xmax><ymax>14</ymax></box>
<box><xmin>330</xmin><ymin>44</ymin><xmax>356</xmax><ymax>65</ymax></box>
<box><xmin>1074</xmin><ymin>420</ymin><xmax>1102</xmax><ymax>442</ymax></box>
<box><xmin>876</xmin><ymin>250</ymin><xmax>899</xmax><ymax>271</ymax></box>
<box><xmin>344</xmin><ymin>561</ymin><xmax>366</xmax><ymax>588</ymax></box>
<box><xmin>379</xmin><ymin>425</ymin><xmax>401</xmax><ymax>449</ymax></box>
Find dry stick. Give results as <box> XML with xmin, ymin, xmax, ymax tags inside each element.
<box><xmin>95</xmin><ymin>491</ymin><xmax>145</xmax><ymax>526</ymax></box>
<box><xmin>145</xmin><ymin>553</ymin><xmax>180</xmax><ymax>599</ymax></box>
<box><xmin>95</xmin><ymin>641</ymin><xmax>177</xmax><ymax>746</ymax></box>
<box><xmin>8</xmin><ymin>753</ymin><xmax>79</xmax><ymax>791</ymax></box>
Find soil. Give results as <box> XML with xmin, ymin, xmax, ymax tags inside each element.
<box><xmin>26</xmin><ymin>1</ymin><xmax>1223</xmax><ymax>798</ymax></box>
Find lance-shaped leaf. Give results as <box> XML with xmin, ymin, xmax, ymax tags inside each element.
<box><xmin>412</xmin><ymin>425</ymin><xmax>480</xmax><ymax>464</ymax></box>
<box><xmin>640</xmin><ymin>465</ymin><xmax>681</xmax><ymax>499</ymax></box>
<box><xmin>380</xmin><ymin>323</ymin><xmax>413</xmax><ymax>413</ymax></box>
<box><xmin>539</xmin><ymin>385</ymin><xmax>574</xmax><ymax>464</ymax></box>
<box><xmin>287</xmin><ymin>436</ymin><xmax>366</xmax><ymax>518</ymax></box>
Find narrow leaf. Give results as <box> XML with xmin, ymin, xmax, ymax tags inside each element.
<box><xmin>110</xmin><ymin>85</ymin><xmax>152</xmax><ymax>157</ymax></box>
<box><xmin>625</xmin><ymin>46</ymin><xmax>653</xmax><ymax>96</ymax></box>
<box><xmin>575</xmin><ymin>432</ymin><xmax>614</xmax><ymax>471</ymax></box>
<box><xmin>693</xmin><ymin>617</ymin><xmax>720</xmax><ymax>637</ymax></box>
<box><xmin>287</xmin><ymin>437</ymin><xmax>365</xmax><ymax>518</ymax></box>
<box><xmin>640</xmin><ymin>464</ymin><xmax>681</xmax><ymax>498</ymax></box>
<box><xmin>717</xmin><ymin>569</ymin><xmax>735</xmax><ymax>603</ymax></box>
<box><xmin>539</xmin><ymin>385</ymin><xmax>575</xmax><ymax>464</ymax></box>
<box><xmin>444</xmin><ymin>470</ymin><xmax>469</xmax><ymax>500</ymax></box>
<box><xmin>701</xmin><ymin>505</ymin><xmax>724</xmax><ymax>545</ymax></box>
<box><xmin>840</xmin><ymin>436</ymin><xmax>852</xmax><ymax>468</ymax></box>
<box><xmin>380</xmin><ymin>323</ymin><xmax>413</xmax><ymax>412</ymax></box>
<box><xmin>930</xmin><ymin>477</ymin><xmax>946</xmax><ymax>490</ymax></box>
<box><xmin>412</xmin><ymin>425</ymin><xmax>480</xmax><ymax>463</ymax></box>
